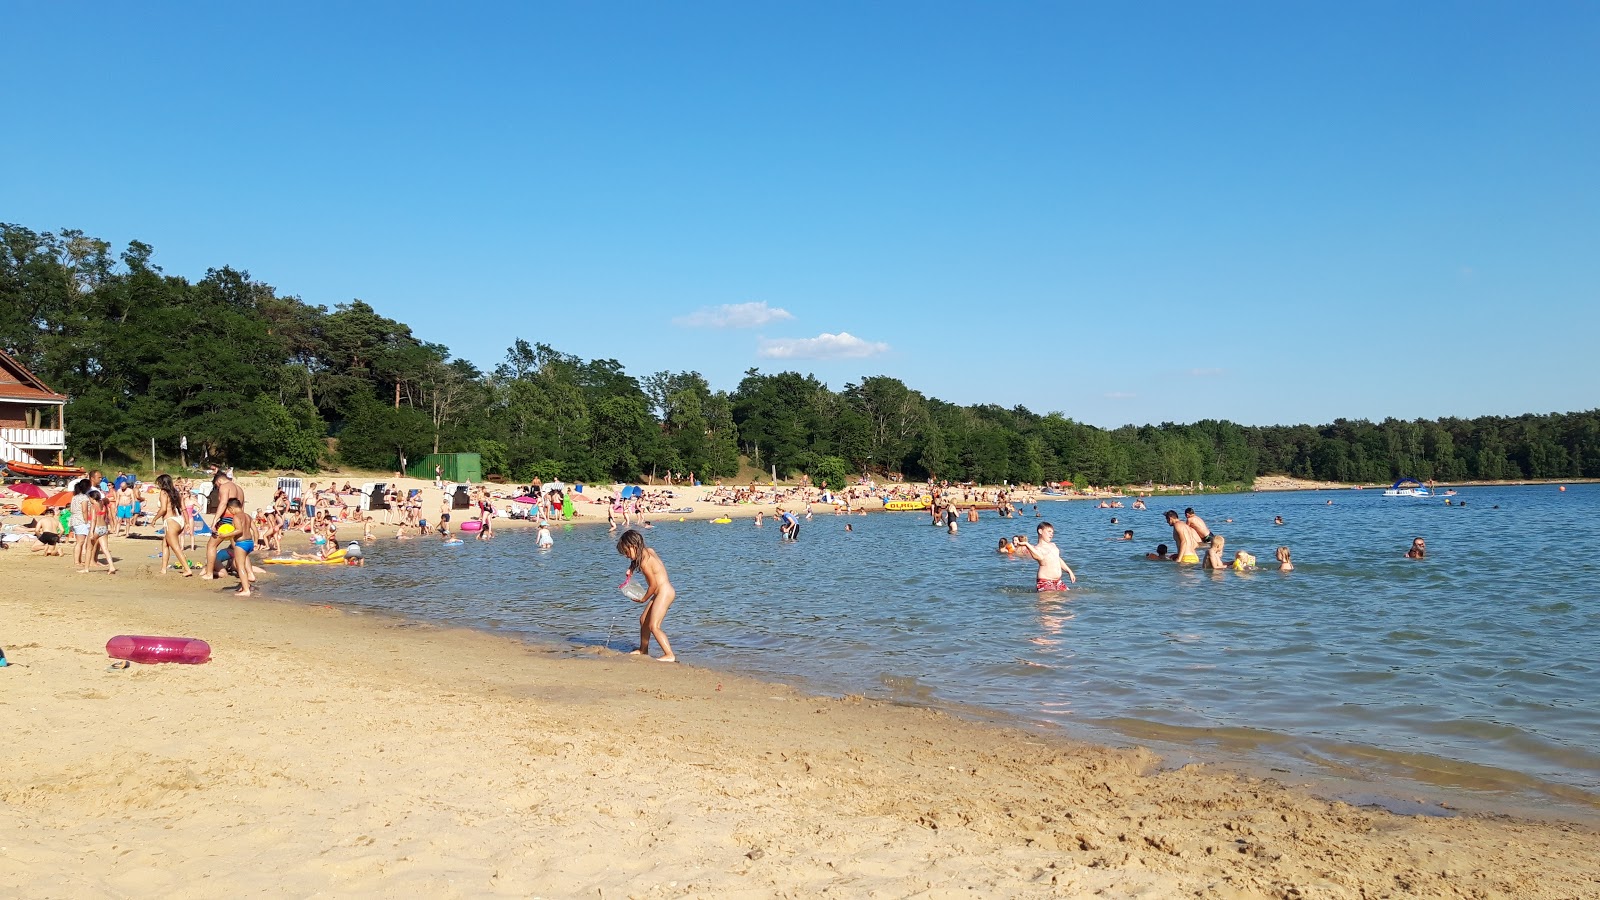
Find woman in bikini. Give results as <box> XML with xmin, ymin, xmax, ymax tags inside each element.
<box><xmin>81</xmin><ymin>490</ymin><xmax>117</xmax><ymax>574</ymax></box>
<box><xmin>155</xmin><ymin>474</ymin><xmax>195</xmax><ymax>576</ymax></box>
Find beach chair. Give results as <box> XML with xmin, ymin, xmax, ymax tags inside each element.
<box><xmin>277</xmin><ymin>477</ymin><xmax>303</xmax><ymax>502</ymax></box>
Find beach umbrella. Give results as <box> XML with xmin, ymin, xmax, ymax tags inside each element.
<box><xmin>20</xmin><ymin>498</ymin><xmax>46</xmax><ymax>516</ymax></box>
<box><xmin>8</xmin><ymin>483</ymin><xmax>47</xmax><ymax>500</ymax></box>
<box><xmin>511</xmin><ymin>495</ymin><xmax>540</xmax><ymax>504</ymax></box>
<box><xmin>44</xmin><ymin>491</ymin><xmax>74</xmax><ymax>508</ymax></box>
<box><xmin>619</xmin><ymin>485</ymin><xmax>642</xmax><ymax>499</ymax></box>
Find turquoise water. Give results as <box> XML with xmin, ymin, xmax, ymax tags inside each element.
<box><xmin>275</xmin><ymin>485</ymin><xmax>1600</xmax><ymax>814</ymax></box>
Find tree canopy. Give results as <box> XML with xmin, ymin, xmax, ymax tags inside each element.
<box><xmin>5</xmin><ymin>223</ymin><xmax>1598</xmax><ymax>485</ymax></box>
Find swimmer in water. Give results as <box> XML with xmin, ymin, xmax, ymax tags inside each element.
<box><xmin>1230</xmin><ymin>550</ymin><xmax>1256</xmax><ymax>572</ymax></box>
<box><xmin>845</xmin><ymin>523</ymin><xmax>853</xmax><ymax>532</ymax></box>
<box><xmin>1203</xmin><ymin>534</ymin><xmax>1227</xmax><ymax>570</ymax></box>
<box><xmin>1165</xmin><ymin>510</ymin><xmax>1201</xmax><ymax>564</ymax></box>
<box><xmin>1119</xmin><ymin>529</ymin><xmax>1134</xmax><ymax>541</ymax></box>
<box><xmin>1273</xmin><ymin>515</ymin><xmax>1285</xmax><ymax>526</ymax></box>
<box><xmin>1014</xmin><ymin>522</ymin><xmax>1075</xmax><ymax>592</ymax></box>
<box><xmin>1406</xmin><ymin>537</ymin><xmax>1426</xmax><ymax>559</ymax></box>
<box><xmin>1275</xmin><ymin>546</ymin><xmax>1293</xmax><ymax>572</ymax></box>
<box><xmin>617</xmin><ymin>529</ymin><xmax>676</xmax><ymax>662</ymax></box>
<box><xmin>998</xmin><ymin>538</ymin><xmax>1013</xmax><ymax>554</ymax></box>
<box><xmin>1145</xmin><ymin>543</ymin><xmax>1172</xmax><ymax>561</ymax></box>
<box><xmin>1184</xmin><ymin>508</ymin><xmax>1212</xmax><ymax>543</ymax></box>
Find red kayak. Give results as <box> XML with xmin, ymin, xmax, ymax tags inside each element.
<box><xmin>3</xmin><ymin>460</ymin><xmax>87</xmax><ymax>479</ymax></box>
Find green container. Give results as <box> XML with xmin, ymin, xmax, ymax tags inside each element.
<box><xmin>407</xmin><ymin>453</ymin><xmax>482</xmax><ymax>484</ymax></box>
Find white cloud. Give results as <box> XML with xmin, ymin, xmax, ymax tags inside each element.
<box><xmin>1187</xmin><ymin>367</ymin><xmax>1226</xmax><ymax>378</ymax></box>
<box><xmin>673</xmin><ymin>301</ymin><xmax>794</xmax><ymax>329</ymax></box>
<box><xmin>758</xmin><ymin>331</ymin><xmax>890</xmax><ymax>360</ymax></box>
<box><xmin>1105</xmin><ymin>391</ymin><xmax>1137</xmax><ymax>399</ymax></box>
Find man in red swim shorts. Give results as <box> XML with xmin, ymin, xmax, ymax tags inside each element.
<box><xmin>1015</xmin><ymin>522</ymin><xmax>1076</xmax><ymax>592</ymax></box>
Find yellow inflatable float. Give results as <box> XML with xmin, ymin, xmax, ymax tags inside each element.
<box><xmin>262</xmin><ymin>549</ymin><xmax>348</xmax><ymax>565</ymax></box>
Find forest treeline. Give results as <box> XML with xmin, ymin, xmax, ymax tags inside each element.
<box><xmin>4</xmin><ymin>224</ymin><xmax>1599</xmax><ymax>486</ymax></box>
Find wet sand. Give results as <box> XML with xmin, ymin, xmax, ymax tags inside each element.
<box><xmin>1</xmin><ymin>548</ymin><xmax>1597</xmax><ymax>898</ymax></box>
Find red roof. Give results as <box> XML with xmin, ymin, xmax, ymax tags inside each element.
<box><xmin>0</xmin><ymin>349</ymin><xmax>67</xmax><ymax>403</ymax></box>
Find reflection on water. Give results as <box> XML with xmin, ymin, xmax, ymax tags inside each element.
<box><xmin>273</xmin><ymin>484</ymin><xmax>1600</xmax><ymax>814</ymax></box>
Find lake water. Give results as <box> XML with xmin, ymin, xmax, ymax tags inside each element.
<box><xmin>273</xmin><ymin>485</ymin><xmax>1600</xmax><ymax>817</ymax></box>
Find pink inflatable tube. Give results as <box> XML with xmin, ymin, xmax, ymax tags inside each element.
<box><xmin>459</xmin><ymin>520</ymin><xmax>483</xmax><ymax>532</ymax></box>
<box><xmin>106</xmin><ymin>635</ymin><xmax>212</xmax><ymax>665</ymax></box>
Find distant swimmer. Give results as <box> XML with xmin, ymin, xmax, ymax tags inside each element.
<box><xmin>1132</xmin><ymin>499</ymin><xmax>1147</xmax><ymax>510</ymax></box>
<box><xmin>1273</xmin><ymin>515</ymin><xmax>1285</xmax><ymax>526</ymax></box>
<box><xmin>998</xmin><ymin>538</ymin><xmax>1013</xmax><ymax>554</ymax></box>
<box><xmin>1275</xmin><ymin>546</ymin><xmax>1293</xmax><ymax>572</ymax></box>
<box><xmin>845</xmin><ymin>523</ymin><xmax>853</xmax><ymax>532</ymax></box>
<box><xmin>1184</xmin><ymin>508</ymin><xmax>1212</xmax><ymax>543</ymax></box>
<box><xmin>1119</xmin><ymin>529</ymin><xmax>1134</xmax><ymax>541</ymax></box>
<box><xmin>1015</xmin><ymin>522</ymin><xmax>1075</xmax><ymax>592</ymax></box>
<box><xmin>1406</xmin><ymin>537</ymin><xmax>1426</xmax><ymax>559</ymax></box>
<box><xmin>1165</xmin><ymin>510</ymin><xmax>1201</xmax><ymax>564</ymax></box>
<box><xmin>1145</xmin><ymin>543</ymin><xmax>1172</xmax><ymax>561</ymax></box>
<box><xmin>967</xmin><ymin>507</ymin><xmax>979</xmax><ymax>523</ymax></box>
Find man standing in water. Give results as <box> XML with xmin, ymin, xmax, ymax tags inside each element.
<box><xmin>1165</xmin><ymin>509</ymin><xmax>1201</xmax><ymax>564</ymax></box>
<box><xmin>1184</xmin><ymin>507</ymin><xmax>1213</xmax><ymax>543</ymax></box>
<box><xmin>201</xmin><ymin>470</ymin><xmax>246</xmax><ymax>580</ymax></box>
<box><xmin>1016</xmin><ymin>522</ymin><xmax>1075</xmax><ymax>592</ymax></box>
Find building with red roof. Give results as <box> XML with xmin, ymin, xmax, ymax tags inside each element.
<box><xmin>0</xmin><ymin>350</ymin><xmax>68</xmax><ymax>465</ymax></box>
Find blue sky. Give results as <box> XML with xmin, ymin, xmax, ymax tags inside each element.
<box><xmin>5</xmin><ymin>2</ymin><xmax>1596</xmax><ymax>427</ymax></box>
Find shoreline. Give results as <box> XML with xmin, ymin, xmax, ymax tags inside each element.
<box><xmin>3</xmin><ymin>549</ymin><xmax>1599</xmax><ymax>896</ymax></box>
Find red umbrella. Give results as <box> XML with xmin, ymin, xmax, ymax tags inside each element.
<box><xmin>7</xmin><ymin>483</ymin><xmax>47</xmax><ymax>500</ymax></box>
<box><xmin>45</xmin><ymin>490</ymin><xmax>74</xmax><ymax>508</ymax></box>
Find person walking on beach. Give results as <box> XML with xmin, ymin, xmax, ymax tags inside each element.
<box><xmin>81</xmin><ymin>490</ymin><xmax>117</xmax><ymax>574</ymax></box>
<box><xmin>155</xmin><ymin>474</ymin><xmax>195</xmax><ymax>576</ymax></box>
<box><xmin>215</xmin><ymin>497</ymin><xmax>258</xmax><ymax>594</ymax></box>
<box><xmin>1165</xmin><ymin>510</ymin><xmax>1201</xmax><ymax>563</ymax></box>
<box><xmin>201</xmin><ymin>471</ymin><xmax>246</xmax><ymax>580</ymax></box>
<box><xmin>434</xmin><ymin>464</ymin><xmax>443</xmax><ymax>490</ymax></box>
<box><xmin>617</xmin><ymin>529</ymin><xmax>677</xmax><ymax>662</ymax></box>
<box><xmin>1015</xmin><ymin>522</ymin><xmax>1074</xmax><ymax>592</ymax></box>
<box><xmin>68</xmin><ymin>479</ymin><xmax>92</xmax><ymax>568</ymax></box>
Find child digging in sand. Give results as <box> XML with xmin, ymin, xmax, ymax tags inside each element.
<box><xmin>616</xmin><ymin>529</ymin><xmax>677</xmax><ymax>662</ymax></box>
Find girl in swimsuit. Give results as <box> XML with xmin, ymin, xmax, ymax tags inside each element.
<box><xmin>155</xmin><ymin>474</ymin><xmax>195</xmax><ymax>576</ymax></box>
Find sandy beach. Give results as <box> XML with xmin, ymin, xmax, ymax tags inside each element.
<box><xmin>2</xmin><ymin>537</ymin><xmax>1597</xmax><ymax>899</ymax></box>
